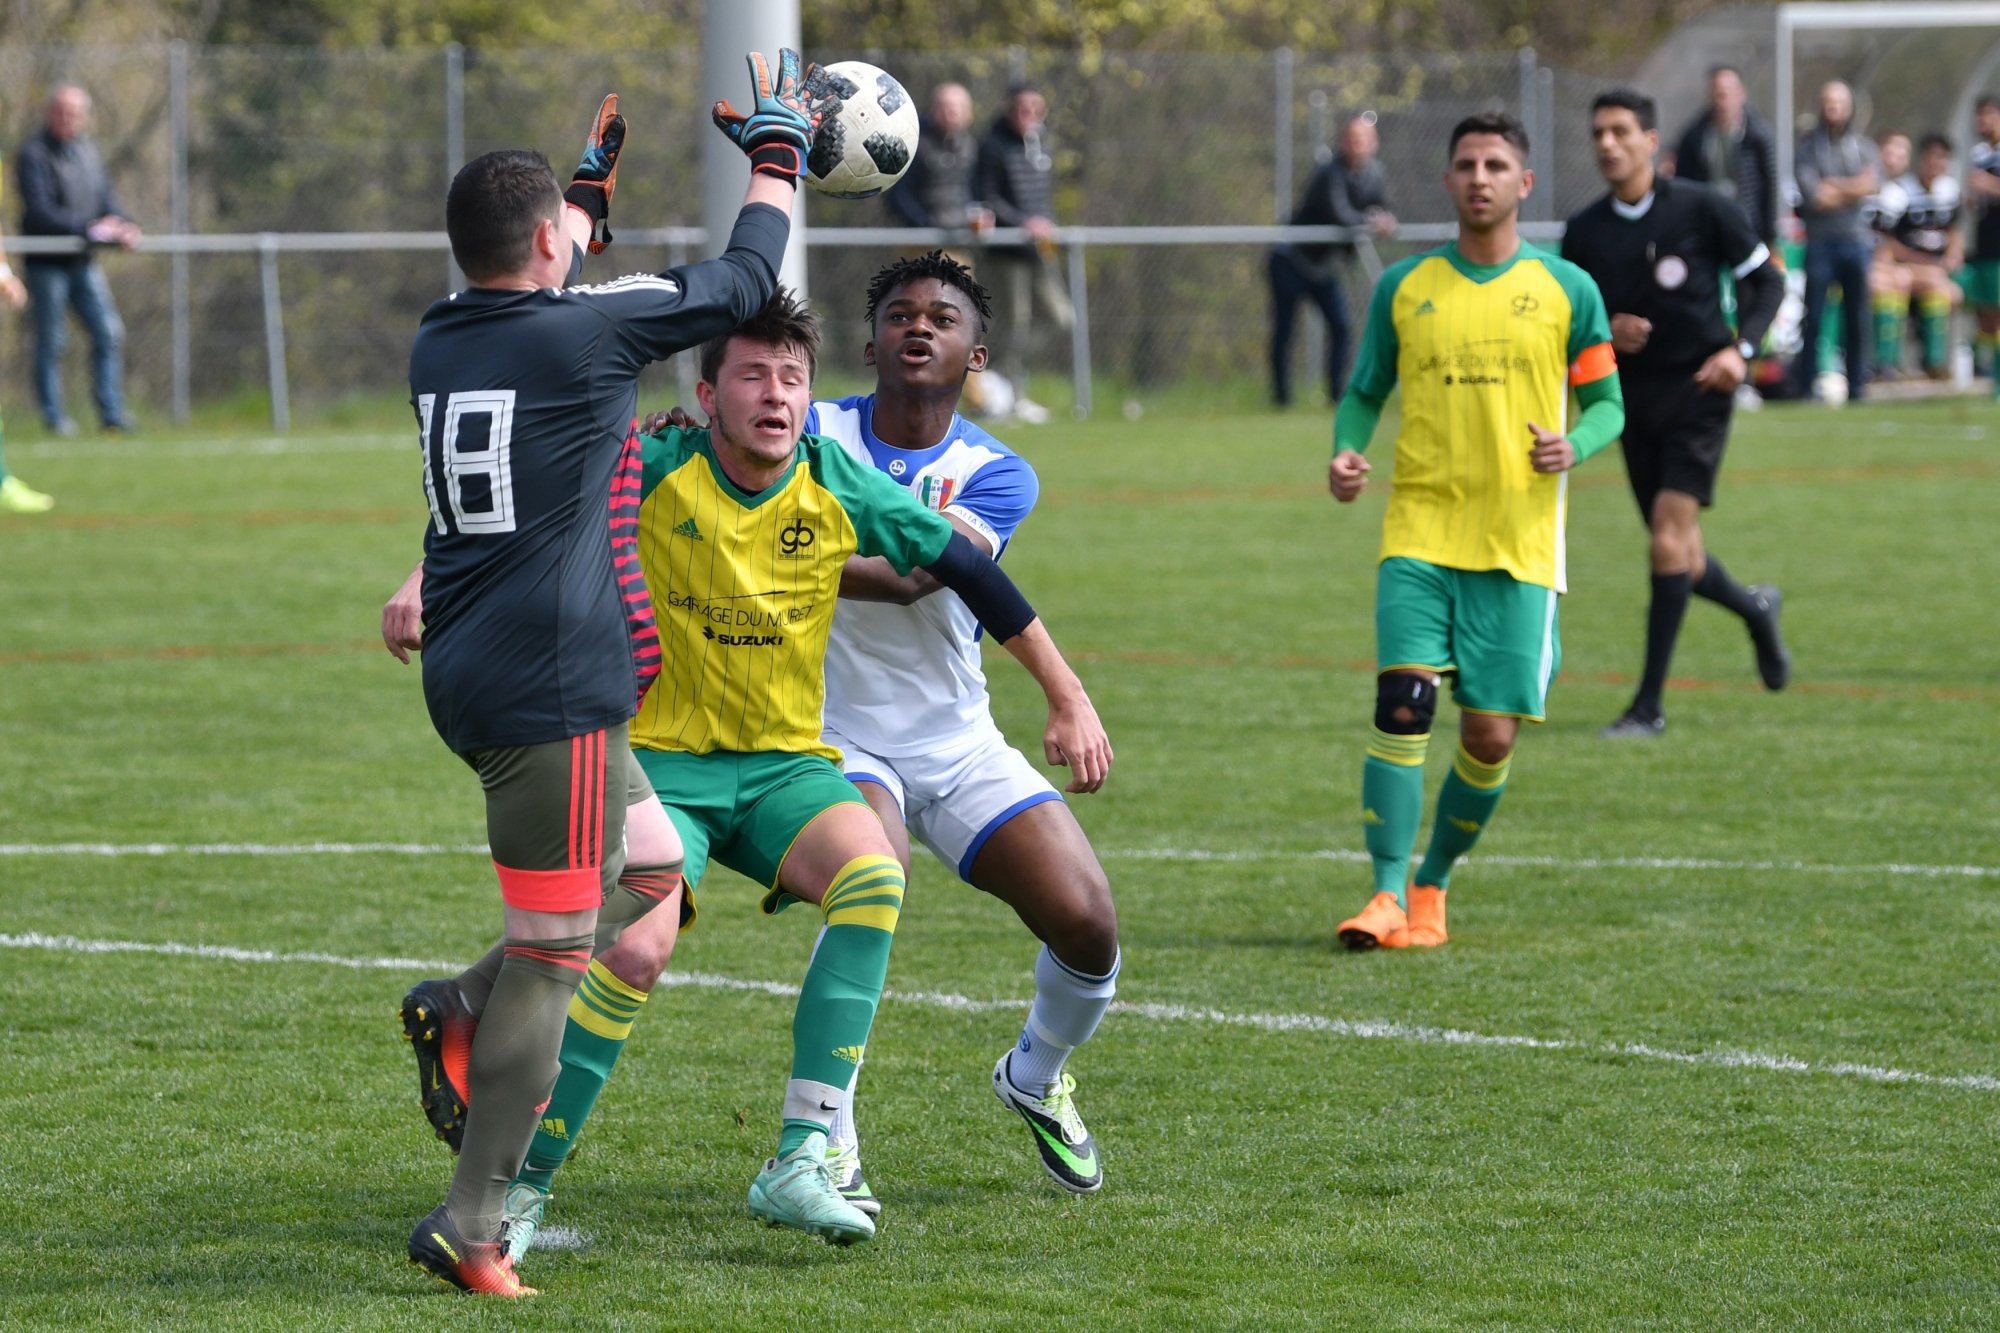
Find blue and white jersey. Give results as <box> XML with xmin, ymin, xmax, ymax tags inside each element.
<box><xmin>807</xmin><ymin>394</ymin><xmax>1039</xmax><ymax>758</ymax></box>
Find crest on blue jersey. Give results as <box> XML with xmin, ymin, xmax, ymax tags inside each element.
<box><xmin>916</xmin><ymin>475</ymin><xmax>956</xmax><ymax>511</ymax></box>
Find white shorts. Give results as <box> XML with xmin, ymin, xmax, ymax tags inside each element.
<box><xmin>822</xmin><ymin>727</ymin><xmax>1064</xmax><ymax>882</ymax></box>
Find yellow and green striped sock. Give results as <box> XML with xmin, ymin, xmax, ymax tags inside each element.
<box><xmin>1918</xmin><ymin>291</ymin><xmax>1952</xmax><ymax>372</ymax></box>
<box><xmin>1872</xmin><ymin>293</ymin><xmax>1906</xmax><ymax>373</ymax></box>
<box><xmin>516</xmin><ymin>959</ymin><xmax>649</xmax><ymax>1190</ymax></box>
<box><xmin>1362</xmin><ymin>727</ymin><xmax>1428</xmax><ymax>908</ymax></box>
<box><xmin>1413</xmin><ymin>745</ymin><xmax>1512</xmax><ymax>890</ymax></box>
<box><xmin>779</xmin><ymin>855</ymin><xmax>904</xmax><ymax>1157</ymax></box>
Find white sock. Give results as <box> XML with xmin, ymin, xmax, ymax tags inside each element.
<box><xmin>828</xmin><ymin>1057</ymin><xmax>860</xmax><ymax>1152</ymax></box>
<box><xmin>1006</xmin><ymin>945</ymin><xmax>1119</xmax><ymax>1093</ymax></box>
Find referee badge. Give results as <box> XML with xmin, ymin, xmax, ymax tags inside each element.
<box><xmin>1654</xmin><ymin>255</ymin><xmax>1689</xmax><ymax>290</ymax></box>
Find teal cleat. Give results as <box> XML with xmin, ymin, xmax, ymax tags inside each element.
<box><xmin>825</xmin><ymin>1136</ymin><xmax>882</xmax><ymax>1218</ymax></box>
<box><xmin>499</xmin><ymin>1181</ymin><xmax>552</xmax><ymax>1266</ymax></box>
<box><xmin>747</xmin><ymin>1131</ymin><xmax>877</xmax><ymax>1245</ymax></box>
<box><xmin>993</xmin><ymin>1053</ymin><xmax>1104</xmax><ymax>1194</ymax></box>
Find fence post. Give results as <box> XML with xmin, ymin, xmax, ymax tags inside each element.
<box><xmin>445</xmin><ymin>42</ymin><xmax>465</xmax><ymax>292</ymax></box>
<box><xmin>168</xmin><ymin>39</ymin><xmax>189</xmax><ymax>425</ymax></box>
<box><xmin>1274</xmin><ymin>47</ymin><xmax>1294</xmax><ymax>223</ymax></box>
<box><xmin>259</xmin><ymin>235</ymin><xmax>290</xmax><ymax>432</ymax></box>
<box><xmin>670</xmin><ymin>234</ymin><xmax>695</xmax><ymax>406</ymax></box>
<box><xmin>1536</xmin><ymin>64</ymin><xmax>1556</xmax><ymax>219</ymax></box>
<box><xmin>1068</xmin><ymin>239</ymin><xmax>1092</xmax><ymax>418</ymax></box>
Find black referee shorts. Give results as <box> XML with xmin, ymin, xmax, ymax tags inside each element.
<box><xmin>1618</xmin><ymin>371</ymin><xmax>1734</xmax><ymax>517</ymax></box>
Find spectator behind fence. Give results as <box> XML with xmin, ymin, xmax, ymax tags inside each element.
<box><xmin>1268</xmin><ymin>113</ymin><xmax>1396</xmax><ymax>406</ymax></box>
<box><xmin>977</xmin><ymin>83</ymin><xmax>1072</xmax><ymax>423</ymax></box>
<box><xmin>1791</xmin><ymin>80</ymin><xmax>1880</xmax><ymax>401</ymax></box>
<box><xmin>18</xmin><ymin>82</ymin><xmax>138</xmax><ymax>436</ymax></box>
<box><xmin>1670</xmin><ymin>65</ymin><xmax>1779</xmax><ymax>247</ymax></box>
<box><xmin>885</xmin><ymin>82</ymin><xmax>991</xmax><ymax>414</ymax></box>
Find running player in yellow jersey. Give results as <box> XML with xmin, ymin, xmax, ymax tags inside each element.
<box><xmin>1327</xmin><ymin>111</ymin><xmax>1624</xmax><ymax>950</ymax></box>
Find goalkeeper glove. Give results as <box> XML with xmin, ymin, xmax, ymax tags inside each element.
<box><xmin>711</xmin><ymin>48</ymin><xmax>827</xmax><ymax>184</ymax></box>
<box><xmin>565</xmin><ymin>93</ymin><xmax>625</xmax><ymax>255</ymax></box>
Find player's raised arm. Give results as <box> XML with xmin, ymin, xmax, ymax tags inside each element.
<box><xmin>569</xmin><ymin>51</ymin><xmax>829</xmax><ymax>368</ymax></box>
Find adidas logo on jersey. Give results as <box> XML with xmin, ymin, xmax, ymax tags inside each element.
<box><xmin>1415</xmin><ymin>299</ymin><xmax>1436</xmax><ymax>315</ymax></box>
<box><xmin>674</xmin><ymin>518</ymin><xmax>703</xmax><ymax>541</ymax></box>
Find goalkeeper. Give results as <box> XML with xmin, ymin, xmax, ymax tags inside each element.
<box><xmin>386</xmin><ymin>51</ymin><xmax>826</xmax><ymax>1297</ymax></box>
<box><xmin>1328</xmin><ymin>112</ymin><xmax>1622</xmax><ymax>952</ymax></box>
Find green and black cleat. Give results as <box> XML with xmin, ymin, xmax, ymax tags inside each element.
<box><xmin>399</xmin><ymin>978</ymin><xmax>476</xmax><ymax>1153</ymax></box>
<box><xmin>993</xmin><ymin>1053</ymin><xmax>1104</xmax><ymax>1194</ymax></box>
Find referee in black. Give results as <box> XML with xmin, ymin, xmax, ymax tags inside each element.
<box><xmin>1561</xmin><ymin>89</ymin><xmax>1790</xmax><ymax>739</ymax></box>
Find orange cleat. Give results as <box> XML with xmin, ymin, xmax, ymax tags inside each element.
<box><xmin>400</xmin><ymin>978</ymin><xmax>476</xmax><ymax>1152</ymax></box>
<box><xmin>1405</xmin><ymin>884</ymin><xmax>1448</xmax><ymax>947</ymax></box>
<box><xmin>408</xmin><ymin>1204</ymin><xmax>537</xmax><ymax>1296</ymax></box>
<box><xmin>1337</xmin><ymin>891</ymin><xmax>1409</xmax><ymax>950</ymax></box>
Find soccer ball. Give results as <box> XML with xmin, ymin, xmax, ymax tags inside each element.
<box><xmin>804</xmin><ymin>61</ymin><xmax>920</xmax><ymax>199</ymax></box>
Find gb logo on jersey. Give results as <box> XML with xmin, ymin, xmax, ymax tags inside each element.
<box><xmin>916</xmin><ymin>475</ymin><xmax>956</xmax><ymax>511</ymax></box>
<box><xmin>779</xmin><ymin>518</ymin><xmax>816</xmax><ymax>558</ymax></box>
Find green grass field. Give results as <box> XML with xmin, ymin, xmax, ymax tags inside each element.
<box><xmin>1</xmin><ymin>393</ymin><xmax>1996</xmax><ymax>1330</ymax></box>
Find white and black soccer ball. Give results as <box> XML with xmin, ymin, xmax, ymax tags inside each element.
<box><xmin>804</xmin><ymin>61</ymin><xmax>920</xmax><ymax>199</ymax></box>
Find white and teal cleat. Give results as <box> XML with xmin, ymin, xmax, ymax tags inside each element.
<box><xmin>747</xmin><ymin>1131</ymin><xmax>877</xmax><ymax>1245</ymax></box>
<box><xmin>499</xmin><ymin>1181</ymin><xmax>552</xmax><ymax>1266</ymax></box>
<box><xmin>824</xmin><ymin>1136</ymin><xmax>882</xmax><ymax>1218</ymax></box>
<box><xmin>993</xmin><ymin>1053</ymin><xmax>1104</xmax><ymax>1194</ymax></box>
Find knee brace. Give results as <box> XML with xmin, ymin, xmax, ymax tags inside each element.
<box><xmin>1374</xmin><ymin>674</ymin><xmax>1438</xmax><ymax>735</ymax></box>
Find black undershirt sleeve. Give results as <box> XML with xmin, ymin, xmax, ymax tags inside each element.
<box><xmin>919</xmin><ymin>530</ymin><xmax>1039</xmax><ymax>643</ymax></box>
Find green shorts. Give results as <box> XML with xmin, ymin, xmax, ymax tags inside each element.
<box><xmin>1959</xmin><ymin>259</ymin><xmax>2000</xmax><ymax>309</ymax></box>
<box><xmin>633</xmin><ymin>747</ymin><xmax>870</xmax><ymax>901</ymax></box>
<box><xmin>1376</xmin><ymin>556</ymin><xmax>1561</xmax><ymax>721</ymax></box>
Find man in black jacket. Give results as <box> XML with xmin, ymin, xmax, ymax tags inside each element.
<box><xmin>977</xmin><ymin>84</ymin><xmax>1072</xmax><ymax>419</ymax></box>
<box><xmin>17</xmin><ymin>83</ymin><xmax>138</xmax><ymax>435</ymax></box>
<box><xmin>1669</xmin><ymin>65</ymin><xmax>1779</xmax><ymax>247</ymax></box>
<box><xmin>1268</xmin><ymin>113</ymin><xmax>1396</xmax><ymax>405</ymax></box>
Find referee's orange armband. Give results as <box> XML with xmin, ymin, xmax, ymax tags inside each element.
<box><xmin>1568</xmin><ymin>342</ymin><xmax>1617</xmax><ymax>386</ymax></box>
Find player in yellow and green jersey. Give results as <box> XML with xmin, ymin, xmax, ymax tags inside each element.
<box><xmin>1327</xmin><ymin>111</ymin><xmax>1624</xmax><ymax>952</ymax></box>
<box><xmin>490</xmin><ymin>287</ymin><xmax>1110</xmax><ymax>1254</ymax></box>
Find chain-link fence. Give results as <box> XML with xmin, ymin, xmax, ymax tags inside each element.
<box><xmin>0</xmin><ymin>43</ymin><xmax>1625</xmax><ymax>424</ymax></box>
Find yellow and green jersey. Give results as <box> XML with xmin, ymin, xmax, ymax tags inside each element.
<box><xmin>632</xmin><ymin>425</ymin><xmax>955</xmax><ymax>759</ymax></box>
<box><xmin>1342</xmin><ymin>241</ymin><xmax>1619</xmax><ymax>592</ymax></box>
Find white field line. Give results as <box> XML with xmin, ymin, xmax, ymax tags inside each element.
<box><xmin>2</xmin><ymin>842</ymin><xmax>1995</xmax><ymax>879</ymax></box>
<box><xmin>2</xmin><ymin>930</ymin><xmax>1995</xmax><ymax>1095</ymax></box>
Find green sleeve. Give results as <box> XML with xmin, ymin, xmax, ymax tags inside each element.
<box><xmin>640</xmin><ymin>425</ymin><xmax>700</xmax><ymax>500</ymax></box>
<box><xmin>1333</xmin><ymin>388</ymin><xmax>1386</xmax><ymax>455</ymax></box>
<box><xmin>806</xmin><ymin>436</ymin><xmax>955</xmax><ymax>574</ymax></box>
<box><xmin>1548</xmin><ymin>254</ymin><xmax>1614</xmax><ymax>362</ymax></box>
<box><xmin>1346</xmin><ymin>258</ymin><xmax>1408</xmax><ymax>401</ymax></box>
<box><xmin>1568</xmin><ymin>373</ymin><xmax>1623</xmax><ymax>461</ymax></box>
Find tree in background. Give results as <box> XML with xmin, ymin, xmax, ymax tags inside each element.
<box><xmin>3</xmin><ymin>0</ymin><xmax>1724</xmax><ymax>72</ymax></box>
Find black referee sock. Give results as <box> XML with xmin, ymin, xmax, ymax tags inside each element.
<box><xmin>1636</xmin><ymin>571</ymin><xmax>1692</xmax><ymax>717</ymax></box>
<box><xmin>1692</xmin><ymin>555</ymin><xmax>1761</xmax><ymax>621</ymax></box>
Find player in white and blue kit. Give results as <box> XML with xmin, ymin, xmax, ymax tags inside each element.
<box><xmin>644</xmin><ymin>252</ymin><xmax>1120</xmax><ymax>1200</ymax></box>
<box><xmin>815</xmin><ymin>254</ymin><xmax>1121</xmax><ymax>1201</ymax></box>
